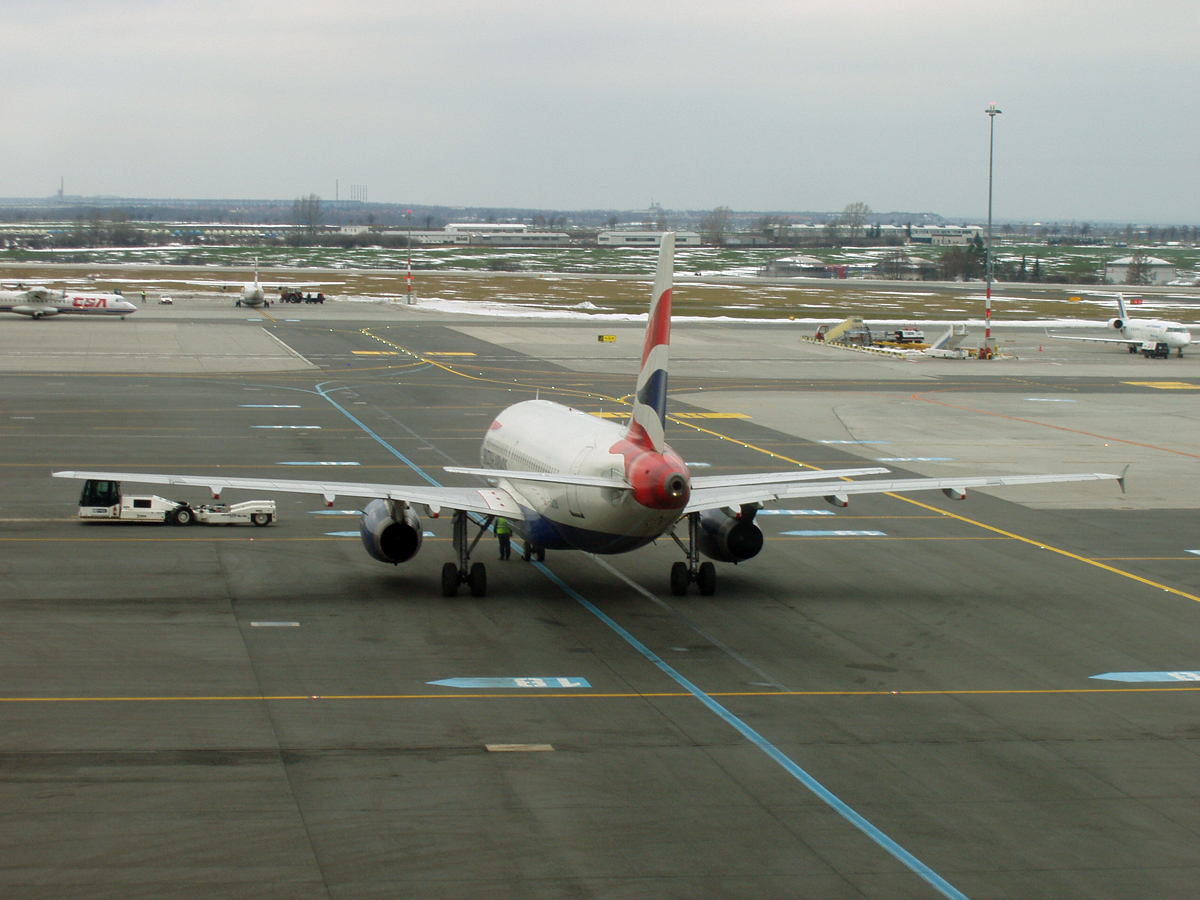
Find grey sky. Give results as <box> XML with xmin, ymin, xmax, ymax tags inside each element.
<box><xmin>3</xmin><ymin>1</ymin><xmax>1197</xmax><ymax>222</ymax></box>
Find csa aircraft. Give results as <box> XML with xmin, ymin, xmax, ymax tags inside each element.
<box><xmin>0</xmin><ymin>286</ymin><xmax>137</xmax><ymax>319</ymax></box>
<box><xmin>1050</xmin><ymin>294</ymin><xmax>1191</xmax><ymax>357</ymax></box>
<box><xmin>53</xmin><ymin>235</ymin><xmax>1124</xmax><ymax>597</ymax></box>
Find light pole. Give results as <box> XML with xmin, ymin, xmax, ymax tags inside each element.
<box><xmin>406</xmin><ymin>209</ymin><xmax>413</xmax><ymax>304</ymax></box>
<box><xmin>984</xmin><ymin>103</ymin><xmax>1001</xmax><ymax>358</ymax></box>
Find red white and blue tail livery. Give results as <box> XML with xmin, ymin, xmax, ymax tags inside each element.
<box><xmin>53</xmin><ymin>233</ymin><xmax>1124</xmax><ymax>597</ymax></box>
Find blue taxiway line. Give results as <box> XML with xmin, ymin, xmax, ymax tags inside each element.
<box><xmin>315</xmin><ymin>376</ymin><xmax>970</xmax><ymax>900</ymax></box>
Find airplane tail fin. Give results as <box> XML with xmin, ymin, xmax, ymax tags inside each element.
<box><xmin>1116</xmin><ymin>293</ymin><xmax>1129</xmax><ymax>320</ymax></box>
<box><xmin>625</xmin><ymin>232</ymin><xmax>675</xmax><ymax>453</ymax></box>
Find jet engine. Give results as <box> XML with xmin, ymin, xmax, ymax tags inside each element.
<box><xmin>696</xmin><ymin>506</ymin><xmax>763</xmax><ymax>563</ymax></box>
<box><xmin>359</xmin><ymin>499</ymin><xmax>423</xmax><ymax>564</ymax></box>
<box><xmin>1108</xmin><ymin>317</ymin><xmax>1125</xmax><ymax>330</ymax></box>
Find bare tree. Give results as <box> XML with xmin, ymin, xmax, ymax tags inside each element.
<box><xmin>1124</xmin><ymin>251</ymin><xmax>1154</xmax><ymax>285</ymax></box>
<box><xmin>292</xmin><ymin>194</ymin><xmax>323</xmax><ymax>238</ymax></box>
<box><xmin>841</xmin><ymin>202</ymin><xmax>871</xmax><ymax>240</ymax></box>
<box><xmin>700</xmin><ymin>206</ymin><xmax>732</xmax><ymax>245</ymax></box>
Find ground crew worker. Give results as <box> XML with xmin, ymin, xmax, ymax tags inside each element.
<box><xmin>140</xmin><ymin>290</ymin><xmax>146</xmax><ymax>304</ymax></box>
<box><xmin>495</xmin><ymin>517</ymin><xmax>512</xmax><ymax>560</ymax></box>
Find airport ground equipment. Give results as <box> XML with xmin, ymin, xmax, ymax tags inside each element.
<box><xmin>75</xmin><ymin>479</ymin><xmax>275</xmax><ymax>526</ymax></box>
<box><xmin>1141</xmin><ymin>341</ymin><xmax>1171</xmax><ymax>359</ymax></box>
<box><xmin>816</xmin><ymin>316</ymin><xmax>872</xmax><ymax>346</ymax></box>
<box><xmin>925</xmin><ymin>323</ymin><xmax>971</xmax><ymax>359</ymax></box>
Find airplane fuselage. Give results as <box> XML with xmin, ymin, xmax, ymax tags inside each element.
<box><xmin>1112</xmin><ymin>317</ymin><xmax>1191</xmax><ymax>350</ymax></box>
<box><xmin>0</xmin><ymin>290</ymin><xmax>137</xmax><ymax>319</ymax></box>
<box><xmin>481</xmin><ymin>399</ymin><xmax>690</xmax><ymax>553</ymax></box>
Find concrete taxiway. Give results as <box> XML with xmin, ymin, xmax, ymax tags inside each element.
<box><xmin>1</xmin><ymin>296</ymin><xmax>1198</xmax><ymax>899</ymax></box>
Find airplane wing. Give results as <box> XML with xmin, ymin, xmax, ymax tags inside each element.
<box><xmin>1047</xmin><ymin>333</ymin><xmax>1136</xmax><ymax>345</ymax></box>
<box><xmin>443</xmin><ymin>465</ymin><xmax>891</xmax><ymax>491</ymax></box>
<box><xmin>685</xmin><ymin>470</ymin><xmax>1125</xmax><ymax>513</ymax></box>
<box><xmin>51</xmin><ymin>471</ymin><xmax>526</xmax><ymax>519</ymax></box>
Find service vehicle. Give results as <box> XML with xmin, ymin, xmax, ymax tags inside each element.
<box><xmin>75</xmin><ymin>479</ymin><xmax>275</xmax><ymax>526</ymax></box>
<box><xmin>159</xmin><ymin>294</ymin><xmax>173</xmax><ymax>305</ymax></box>
<box><xmin>1141</xmin><ymin>341</ymin><xmax>1171</xmax><ymax>359</ymax></box>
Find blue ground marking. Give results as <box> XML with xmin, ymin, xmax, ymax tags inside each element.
<box><xmin>783</xmin><ymin>530</ymin><xmax>887</xmax><ymax>537</ymax></box>
<box><xmin>535</xmin><ymin>563</ymin><xmax>969</xmax><ymax>900</ymax></box>
<box><xmin>313</xmin><ymin>379</ymin><xmax>969</xmax><ymax>900</ymax></box>
<box><xmin>278</xmin><ymin>461</ymin><xmax>361</xmax><ymax>466</ymax></box>
<box><xmin>1091</xmin><ymin>671</ymin><xmax>1200</xmax><ymax>682</ymax></box>
<box><xmin>1187</xmin><ymin>550</ymin><xmax>1200</xmax><ymax>556</ymax></box>
<box><xmin>429</xmin><ymin>677</ymin><xmax>590</xmax><ymax>689</ymax></box>
<box><xmin>309</xmin><ymin>510</ymin><xmax>363</xmax><ymax>515</ymax></box>
<box><xmin>316</xmin><ymin>383</ymin><xmax>443</xmax><ymax>487</ymax></box>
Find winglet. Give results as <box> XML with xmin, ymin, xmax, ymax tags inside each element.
<box><xmin>1117</xmin><ymin>464</ymin><xmax>1129</xmax><ymax>494</ymax></box>
<box><xmin>625</xmin><ymin>232</ymin><xmax>674</xmax><ymax>452</ymax></box>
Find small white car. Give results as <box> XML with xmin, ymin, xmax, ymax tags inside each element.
<box><xmin>159</xmin><ymin>294</ymin><xmax>173</xmax><ymax>304</ymax></box>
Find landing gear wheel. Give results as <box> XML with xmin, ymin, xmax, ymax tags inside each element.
<box><xmin>469</xmin><ymin>562</ymin><xmax>487</xmax><ymax>597</ymax></box>
<box><xmin>173</xmin><ymin>507</ymin><xmax>194</xmax><ymax>526</ymax></box>
<box><xmin>523</xmin><ymin>543</ymin><xmax>532</xmax><ymax>562</ymax></box>
<box><xmin>441</xmin><ymin>562</ymin><xmax>459</xmax><ymax>597</ymax></box>
<box><xmin>251</xmin><ymin>512</ymin><xmax>270</xmax><ymax>526</ymax></box>
<box><xmin>697</xmin><ymin>562</ymin><xmax>716</xmax><ymax>596</ymax></box>
<box><xmin>535</xmin><ymin>547</ymin><xmax>545</xmax><ymax>563</ymax></box>
<box><xmin>670</xmin><ymin>561</ymin><xmax>690</xmax><ymax>596</ymax></box>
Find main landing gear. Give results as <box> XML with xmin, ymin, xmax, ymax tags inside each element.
<box><xmin>441</xmin><ymin>510</ymin><xmax>494</xmax><ymax>597</ymax></box>
<box><xmin>669</xmin><ymin>512</ymin><xmax>716</xmax><ymax>596</ymax></box>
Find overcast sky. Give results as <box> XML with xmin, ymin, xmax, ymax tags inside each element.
<box><xmin>3</xmin><ymin>1</ymin><xmax>1197</xmax><ymax>222</ymax></box>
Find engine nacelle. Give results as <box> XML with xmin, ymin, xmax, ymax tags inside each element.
<box><xmin>1108</xmin><ymin>317</ymin><xmax>1125</xmax><ymax>331</ymax></box>
<box><xmin>359</xmin><ymin>499</ymin><xmax>423</xmax><ymax>564</ymax></box>
<box><xmin>12</xmin><ymin>305</ymin><xmax>59</xmax><ymax>318</ymax></box>
<box><xmin>696</xmin><ymin>507</ymin><xmax>763</xmax><ymax>563</ymax></box>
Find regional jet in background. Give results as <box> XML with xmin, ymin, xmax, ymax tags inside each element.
<box><xmin>0</xmin><ymin>285</ymin><xmax>137</xmax><ymax>319</ymax></box>
<box><xmin>235</xmin><ymin>257</ymin><xmax>269</xmax><ymax>308</ymax></box>
<box><xmin>54</xmin><ymin>235</ymin><xmax>1124</xmax><ymax>597</ymax></box>
<box><xmin>1050</xmin><ymin>294</ymin><xmax>1191</xmax><ymax>357</ymax></box>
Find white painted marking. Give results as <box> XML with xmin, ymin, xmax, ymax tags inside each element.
<box><xmin>782</xmin><ymin>530</ymin><xmax>887</xmax><ymax>537</ymax></box>
<box><xmin>1187</xmin><ymin>550</ymin><xmax>1200</xmax><ymax>556</ymax></box>
<box><xmin>876</xmin><ymin>457</ymin><xmax>954</xmax><ymax>462</ymax></box>
<box><xmin>325</xmin><ymin>531</ymin><xmax>360</xmax><ymax>537</ymax></box>
<box><xmin>486</xmin><ymin>744</ymin><xmax>554</xmax><ymax>752</ymax></box>
<box><xmin>251</xmin><ymin>621</ymin><xmax>300</xmax><ymax>627</ymax></box>
<box><xmin>686</xmin><ymin>462</ymin><xmax>712</xmax><ymax>468</ymax></box>
<box><xmin>756</xmin><ymin>509</ymin><xmax>835</xmax><ymax>516</ymax></box>
<box><xmin>10</xmin><ymin>416</ymin><xmax>34</xmax><ymax>420</ymax></box>
<box><xmin>240</xmin><ymin>404</ymin><xmax>301</xmax><ymax>408</ymax></box>
<box><xmin>819</xmin><ymin>440</ymin><xmax>890</xmax><ymax>444</ymax></box>
<box><xmin>309</xmin><ymin>509</ymin><xmax>362</xmax><ymax>516</ymax></box>
<box><xmin>252</xmin><ymin>425</ymin><xmax>321</xmax><ymax>429</ymax></box>
<box><xmin>1026</xmin><ymin>398</ymin><xmax>1077</xmax><ymax>402</ymax></box>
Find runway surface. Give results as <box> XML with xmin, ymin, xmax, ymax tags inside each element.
<box><xmin>2</xmin><ymin>298</ymin><xmax>1199</xmax><ymax>899</ymax></box>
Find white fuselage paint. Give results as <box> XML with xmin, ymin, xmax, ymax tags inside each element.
<box><xmin>1112</xmin><ymin>318</ymin><xmax>1191</xmax><ymax>350</ymax></box>
<box><xmin>0</xmin><ymin>290</ymin><xmax>137</xmax><ymax>318</ymax></box>
<box><xmin>479</xmin><ymin>399</ymin><xmax>686</xmax><ymax>553</ymax></box>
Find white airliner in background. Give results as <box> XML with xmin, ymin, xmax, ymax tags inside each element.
<box><xmin>1050</xmin><ymin>295</ymin><xmax>1191</xmax><ymax>357</ymax></box>
<box><xmin>235</xmin><ymin>258</ymin><xmax>269</xmax><ymax>307</ymax></box>
<box><xmin>54</xmin><ymin>235</ymin><xmax>1124</xmax><ymax>597</ymax></box>
<box><xmin>0</xmin><ymin>286</ymin><xmax>137</xmax><ymax>319</ymax></box>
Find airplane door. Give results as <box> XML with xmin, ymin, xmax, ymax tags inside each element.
<box><xmin>567</xmin><ymin>445</ymin><xmax>594</xmax><ymax>519</ymax></box>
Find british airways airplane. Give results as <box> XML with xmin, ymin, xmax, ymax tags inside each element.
<box><xmin>53</xmin><ymin>235</ymin><xmax>1124</xmax><ymax>597</ymax></box>
<box><xmin>0</xmin><ymin>286</ymin><xmax>137</xmax><ymax>319</ymax></box>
